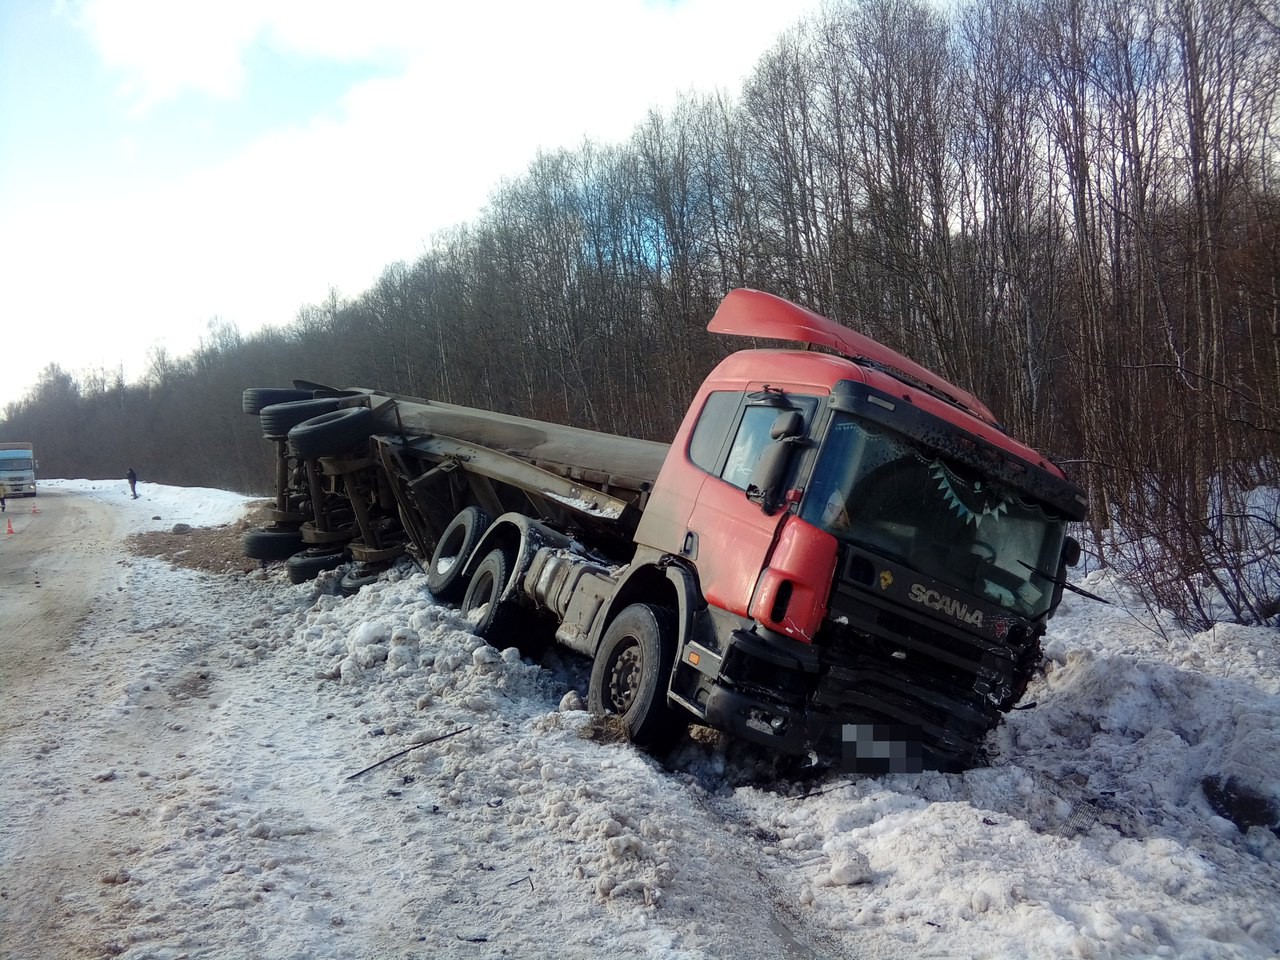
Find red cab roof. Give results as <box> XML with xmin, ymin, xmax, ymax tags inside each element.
<box><xmin>708</xmin><ymin>289</ymin><xmax>1000</xmax><ymax>428</ymax></box>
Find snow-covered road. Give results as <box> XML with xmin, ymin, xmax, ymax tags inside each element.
<box><xmin>1</xmin><ymin>480</ymin><xmax>1277</xmax><ymax>960</ymax></box>
<box><xmin>0</xmin><ymin>487</ymin><xmax>126</xmax><ymax>688</ymax></box>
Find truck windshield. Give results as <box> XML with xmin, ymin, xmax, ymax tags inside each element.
<box><xmin>0</xmin><ymin>458</ymin><xmax>33</xmax><ymax>471</ymax></box>
<box><xmin>800</xmin><ymin>414</ymin><xmax>1066</xmax><ymax>619</ymax></box>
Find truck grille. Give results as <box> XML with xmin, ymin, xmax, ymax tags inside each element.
<box><xmin>814</xmin><ymin>576</ymin><xmax>1034</xmax><ymax>768</ymax></box>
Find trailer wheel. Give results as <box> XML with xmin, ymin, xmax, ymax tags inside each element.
<box><xmin>339</xmin><ymin>564</ymin><xmax>387</xmax><ymax>595</ymax></box>
<box><xmin>427</xmin><ymin>507</ymin><xmax>491</xmax><ymax>602</ymax></box>
<box><xmin>242</xmin><ymin>387</ymin><xmax>313</xmax><ymax>415</ymax></box>
<box><xmin>286</xmin><ymin>547</ymin><xmax>346</xmax><ymax>583</ymax></box>
<box><xmin>243</xmin><ymin>526</ymin><xmax>305</xmax><ymax>560</ymax></box>
<box><xmin>288</xmin><ymin>407</ymin><xmax>374</xmax><ymax>460</ymax></box>
<box><xmin>258</xmin><ymin>397</ymin><xmax>343</xmax><ymax>439</ymax></box>
<box><xmin>461</xmin><ymin>547</ymin><xmax>518</xmax><ymax>647</ymax></box>
<box><xmin>588</xmin><ymin>603</ymin><xmax>682</xmax><ymax>750</ymax></box>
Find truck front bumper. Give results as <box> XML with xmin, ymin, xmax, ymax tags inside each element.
<box><xmin>700</xmin><ymin>628</ymin><xmax>827</xmax><ymax>755</ymax></box>
<box><xmin>697</xmin><ymin>625</ymin><xmax>978</xmax><ymax>771</ymax></box>
<box><xmin>703</xmin><ymin>684</ymin><xmax>819</xmax><ymax>754</ymax></box>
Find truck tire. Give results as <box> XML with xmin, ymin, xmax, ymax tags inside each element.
<box><xmin>339</xmin><ymin>564</ymin><xmax>387</xmax><ymax>595</ymax></box>
<box><xmin>258</xmin><ymin>397</ymin><xmax>343</xmax><ymax>439</ymax></box>
<box><xmin>243</xmin><ymin>526</ymin><xmax>305</xmax><ymax>560</ymax></box>
<box><xmin>461</xmin><ymin>547</ymin><xmax>518</xmax><ymax>647</ymax></box>
<box><xmin>286</xmin><ymin>547</ymin><xmax>346</xmax><ymax>583</ymax></box>
<box><xmin>426</xmin><ymin>506</ymin><xmax>491</xmax><ymax>602</ymax></box>
<box><xmin>588</xmin><ymin>603</ymin><xmax>682</xmax><ymax>751</ymax></box>
<box><xmin>242</xmin><ymin>387</ymin><xmax>313</xmax><ymax>415</ymax></box>
<box><xmin>288</xmin><ymin>407</ymin><xmax>374</xmax><ymax>460</ymax></box>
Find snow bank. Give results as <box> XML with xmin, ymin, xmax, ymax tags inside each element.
<box><xmin>40</xmin><ymin>477</ymin><xmax>255</xmax><ymax>532</ymax></box>
<box><xmin>5</xmin><ymin>482</ymin><xmax>1277</xmax><ymax>960</ymax></box>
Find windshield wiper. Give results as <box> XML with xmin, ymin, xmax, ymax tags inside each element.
<box><xmin>1018</xmin><ymin>561</ymin><xmax>1111</xmax><ymax>605</ymax></box>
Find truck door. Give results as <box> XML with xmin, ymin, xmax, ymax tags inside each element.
<box><xmin>684</xmin><ymin>389</ymin><xmax>818</xmax><ymax>618</ymax></box>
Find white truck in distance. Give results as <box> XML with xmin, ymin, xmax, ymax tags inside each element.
<box><xmin>0</xmin><ymin>442</ymin><xmax>37</xmax><ymax>497</ymax></box>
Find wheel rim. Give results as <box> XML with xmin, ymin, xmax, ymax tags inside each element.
<box><xmin>604</xmin><ymin>638</ymin><xmax>642</xmax><ymax>714</ymax></box>
<box><xmin>434</xmin><ymin>526</ymin><xmax>465</xmax><ymax>574</ymax></box>
<box><xmin>467</xmin><ymin>568</ymin><xmax>498</xmax><ymax>615</ymax></box>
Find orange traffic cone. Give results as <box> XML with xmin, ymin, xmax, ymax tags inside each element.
<box><xmin>5</xmin><ymin>518</ymin><xmax>13</xmax><ymax>535</ymax></box>
<box><xmin>31</xmin><ymin>502</ymin><xmax>39</xmax><ymax>514</ymax></box>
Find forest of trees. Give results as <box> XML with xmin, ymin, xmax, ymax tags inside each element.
<box><xmin>2</xmin><ymin>0</ymin><xmax>1276</xmax><ymax>628</ymax></box>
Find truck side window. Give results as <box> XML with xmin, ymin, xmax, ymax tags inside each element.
<box><xmin>688</xmin><ymin>391</ymin><xmax>741</xmax><ymax>474</ymax></box>
<box><xmin>721</xmin><ymin>406</ymin><xmax>786</xmax><ymax>490</ymax></box>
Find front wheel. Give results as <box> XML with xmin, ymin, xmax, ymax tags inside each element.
<box><xmin>588</xmin><ymin>603</ymin><xmax>682</xmax><ymax>751</ymax></box>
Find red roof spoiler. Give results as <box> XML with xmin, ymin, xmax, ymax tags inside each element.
<box><xmin>708</xmin><ymin>289</ymin><xmax>1000</xmax><ymax>428</ymax></box>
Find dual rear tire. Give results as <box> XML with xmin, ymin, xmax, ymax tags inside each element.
<box><xmin>258</xmin><ymin>398</ymin><xmax>343</xmax><ymax>439</ymax></box>
<box><xmin>352</xmin><ymin>501</ymin><xmax>687</xmax><ymax>750</ymax></box>
<box><xmin>426</xmin><ymin>506</ymin><xmax>490</xmax><ymax>602</ymax></box>
<box><xmin>460</xmin><ymin>546</ymin><xmax>518</xmax><ymax>647</ymax></box>
<box><xmin>242</xmin><ymin>387</ymin><xmax>313</xmax><ymax>415</ymax></box>
<box><xmin>429</xmin><ymin>507</ymin><xmax>541</xmax><ymax>655</ymax></box>
<box><xmin>288</xmin><ymin>407</ymin><xmax>375</xmax><ymax>460</ymax></box>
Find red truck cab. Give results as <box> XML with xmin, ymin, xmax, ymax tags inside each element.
<box><xmin>636</xmin><ymin>290</ymin><xmax>1087</xmax><ymax>769</ymax></box>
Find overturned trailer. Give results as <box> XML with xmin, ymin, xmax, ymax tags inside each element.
<box><xmin>243</xmin><ymin>289</ymin><xmax>1088</xmax><ymax>770</ymax></box>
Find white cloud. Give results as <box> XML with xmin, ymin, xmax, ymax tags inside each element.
<box><xmin>74</xmin><ymin>0</ymin><xmax>815</xmax><ymax>116</ymax></box>
<box><xmin>73</xmin><ymin>0</ymin><xmax>265</xmax><ymax>108</ymax></box>
<box><xmin>2</xmin><ymin>0</ymin><xmax>823</xmax><ymax>409</ymax></box>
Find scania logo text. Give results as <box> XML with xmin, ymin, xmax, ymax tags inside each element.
<box><xmin>908</xmin><ymin>583</ymin><xmax>984</xmax><ymax>628</ymax></box>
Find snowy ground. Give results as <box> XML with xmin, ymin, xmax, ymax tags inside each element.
<box><xmin>2</xmin><ymin>480</ymin><xmax>1278</xmax><ymax>959</ymax></box>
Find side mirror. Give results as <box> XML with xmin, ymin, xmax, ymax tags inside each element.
<box><xmin>746</xmin><ymin>411</ymin><xmax>806</xmax><ymax>513</ymax></box>
<box><xmin>746</xmin><ymin>444</ymin><xmax>790</xmax><ymax>512</ymax></box>
<box><xmin>770</xmin><ymin>410</ymin><xmax>804</xmax><ymax>440</ymax></box>
<box><xmin>1062</xmin><ymin>536</ymin><xmax>1081</xmax><ymax>568</ymax></box>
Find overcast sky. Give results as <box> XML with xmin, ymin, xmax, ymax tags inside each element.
<box><xmin>0</xmin><ymin>0</ymin><xmax>822</xmax><ymax>412</ymax></box>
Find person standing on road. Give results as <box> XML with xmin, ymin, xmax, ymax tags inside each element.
<box><xmin>1</xmin><ymin>481</ymin><xmax>7</xmax><ymax>512</ymax></box>
<box><xmin>126</xmin><ymin>468</ymin><xmax>138</xmax><ymax>499</ymax></box>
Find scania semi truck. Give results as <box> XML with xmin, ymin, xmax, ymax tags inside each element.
<box><xmin>243</xmin><ymin>289</ymin><xmax>1087</xmax><ymax>769</ymax></box>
